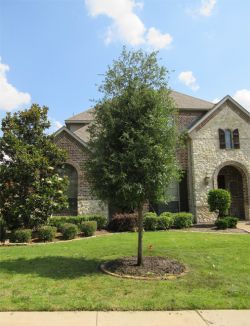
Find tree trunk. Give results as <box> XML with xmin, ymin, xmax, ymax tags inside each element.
<box><xmin>137</xmin><ymin>205</ymin><xmax>144</xmax><ymax>266</ymax></box>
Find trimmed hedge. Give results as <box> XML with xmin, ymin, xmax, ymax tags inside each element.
<box><xmin>108</xmin><ymin>213</ymin><xmax>138</xmax><ymax>232</ymax></box>
<box><xmin>49</xmin><ymin>216</ymin><xmax>87</xmax><ymax>231</ymax></box>
<box><xmin>37</xmin><ymin>226</ymin><xmax>57</xmax><ymax>242</ymax></box>
<box><xmin>11</xmin><ymin>229</ymin><xmax>32</xmax><ymax>243</ymax></box>
<box><xmin>0</xmin><ymin>218</ymin><xmax>7</xmax><ymax>242</ymax></box>
<box><xmin>225</xmin><ymin>216</ymin><xmax>238</xmax><ymax>228</ymax></box>
<box><xmin>49</xmin><ymin>215</ymin><xmax>107</xmax><ymax>231</ymax></box>
<box><xmin>159</xmin><ymin>212</ymin><xmax>174</xmax><ymax>230</ymax></box>
<box><xmin>86</xmin><ymin>215</ymin><xmax>107</xmax><ymax>230</ymax></box>
<box><xmin>80</xmin><ymin>221</ymin><xmax>97</xmax><ymax>237</ymax></box>
<box><xmin>215</xmin><ymin>216</ymin><xmax>238</xmax><ymax>229</ymax></box>
<box><xmin>143</xmin><ymin>212</ymin><xmax>158</xmax><ymax>231</ymax></box>
<box><xmin>172</xmin><ymin>212</ymin><xmax>193</xmax><ymax>229</ymax></box>
<box><xmin>143</xmin><ymin>212</ymin><xmax>174</xmax><ymax>231</ymax></box>
<box><xmin>61</xmin><ymin>223</ymin><xmax>78</xmax><ymax>240</ymax></box>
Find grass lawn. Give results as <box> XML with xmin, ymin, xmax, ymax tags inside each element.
<box><xmin>0</xmin><ymin>231</ymin><xmax>250</xmax><ymax>311</ymax></box>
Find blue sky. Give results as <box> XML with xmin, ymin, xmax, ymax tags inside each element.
<box><xmin>0</xmin><ymin>0</ymin><xmax>250</xmax><ymax>131</ymax></box>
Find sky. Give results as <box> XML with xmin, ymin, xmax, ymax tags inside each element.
<box><xmin>0</xmin><ymin>0</ymin><xmax>250</xmax><ymax>131</ymax></box>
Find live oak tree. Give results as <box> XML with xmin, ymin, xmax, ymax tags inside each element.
<box><xmin>0</xmin><ymin>104</ymin><xmax>68</xmax><ymax>230</ymax></box>
<box><xmin>86</xmin><ymin>48</ymin><xmax>180</xmax><ymax>265</ymax></box>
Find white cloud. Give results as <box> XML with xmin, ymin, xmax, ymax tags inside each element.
<box><xmin>233</xmin><ymin>89</ymin><xmax>250</xmax><ymax>111</ymax></box>
<box><xmin>146</xmin><ymin>27</ymin><xmax>172</xmax><ymax>50</ymax></box>
<box><xmin>198</xmin><ymin>0</ymin><xmax>216</xmax><ymax>17</ymax></box>
<box><xmin>85</xmin><ymin>0</ymin><xmax>173</xmax><ymax>50</ymax></box>
<box><xmin>178</xmin><ymin>71</ymin><xmax>200</xmax><ymax>91</ymax></box>
<box><xmin>212</xmin><ymin>98</ymin><xmax>220</xmax><ymax>103</ymax></box>
<box><xmin>0</xmin><ymin>57</ymin><xmax>31</xmax><ymax>111</ymax></box>
<box><xmin>48</xmin><ymin>118</ymin><xmax>63</xmax><ymax>134</ymax></box>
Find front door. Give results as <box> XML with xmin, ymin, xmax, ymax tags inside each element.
<box><xmin>217</xmin><ymin>166</ymin><xmax>245</xmax><ymax>218</ymax></box>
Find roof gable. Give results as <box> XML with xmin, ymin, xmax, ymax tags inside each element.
<box><xmin>53</xmin><ymin>126</ymin><xmax>90</xmax><ymax>151</ymax></box>
<box><xmin>188</xmin><ymin>95</ymin><xmax>250</xmax><ymax>135</ymax></box>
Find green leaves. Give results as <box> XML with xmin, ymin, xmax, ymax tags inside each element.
<box><xmin>0</xmin><ymin>104</ymin><xmax>68</xmax><ymax>230</ymax></box>
<box><xmin>86</xmin><ymin>48</ymin><xmax>180</xmax><ymax>211</ymax></box>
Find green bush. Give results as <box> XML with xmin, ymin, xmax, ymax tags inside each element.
<box><xmin>37</xmin><ymin>226</ymin><xmax>57</xmax><ymax>242</ymax></box>
<box><xmin>108</xmin><ymin>213</ymin><xmax>138</xmax><ymax>232</ymax></box>
<box><xmin>0</xmin><ymin>218</ymin><xmax>7</xmax><ymax>242</ymax></box>
<box><xmin>49</xmin><ymin>216</ymin><xmax>88</xmax><ymax>231</ymax></box>
<box><xmin>215</xmin><ymin>216</ymin><xmax>238</xmax><ymax>229</ymax></box>
<box><xmin>208</xmin><ymin>189</ymin><xmax>231</xmax><ymax>217</ymax></box>
<box><xmin>80</xmin><ymin>221</ymin><xmax>97</xmax><ymax>237</ymax></box>
<box><xmin>143</xmin><ymin>212</ymin><xmax>158</xmax><ymax>231</ymax></box>
<box><xmin>159</xmin><ymin>212</ymin><xmax>174</xmax><ymax>230</ymax></box>
<box><xmin>172</xmin><ymin>212</ymin><xmax>193</xmax><ymax>229</ymax></box>
<box><xmin>11</xmin><ymin>229</ymin><xmax>32</xmax><ymax>243</ymax></box>
<box><xmin>87</xmin><ymin>215</ymin><xmax>107</xmax><ymax>230</ymax></box>
<box><xmin>215</xmin><ymin>218</ymin><xmax>228</xmax><ymax>229</ymax></box>
<box><xmin>225</xmin><ymin>216</ymin><xmax>238</xmax><ymax>228</ymax></box>
<box><xmin>61</xmin><ymin>223</ymin><xmax>78</xmax><ymax>240</ymax></box>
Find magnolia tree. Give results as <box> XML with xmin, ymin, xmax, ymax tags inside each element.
<box><xmin>86</xmin><ymin>48</ymin><xmax>180</xmax><ymax>265</ymax></box>
<box><xmin>0</xmin><ymin>104</ymin><xmax>68</xmax><ymax>230</ymax></box>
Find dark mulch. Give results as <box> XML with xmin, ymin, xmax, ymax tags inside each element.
<box><xmin>189</xmin><ymin>224</ymin><xmax>247</xmax><ymax>233</ymax></box>
<box><xmin>103</xmin><ymin>256</ymin><xmax>186</xmax><ymax>279</ymax></box>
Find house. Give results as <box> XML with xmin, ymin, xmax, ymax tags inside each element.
<box><xmin>54</xmin><ymin>91</ymin><xmax>250</xmax><ymax>223</ymax></box>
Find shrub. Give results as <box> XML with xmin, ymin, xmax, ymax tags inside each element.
<box><xmin>87</xmin><ymin>215</ymin><xmax>107</xmax><ymax>230</ymax></box>
<box><xmin>225</xmin><ymin>216</ymin><xmax>238</xmax><ymax>228</ymax></box>
<box><xmin>208</xmin><ymin>189</ymin><xmax>231</xmax><ymax>217</ymax></box>
<box><xmin>37</xmin><ymin>225</ymin><xmax>57</xmax><ymax>242</ymax></box>
<box><xmin>159</xmin><ymin>212</ymin><xmax>174</xmax><ymax>230</ymax></box>
<box><xmin>49</xmin><ymin>216</ymin><xmax>88</xmax><ymax>231</ymax></box>
<box><xmin>11</xmin><ymin>229</ymin><xmax>32</xmax><ymax>243</ymax></box>
<box><xmin>172</xmin><ymin>212</ymin><xmax>193</xmax><ymax>229</ymax></box>
<box><xmin>215</xmin><ymin>216</ymin><xmax>238</xmax><ymax>229</ymax></box>
<box><xmin>108</xmin><ymin>213</ymin><xmax>138</xmax><ymax>232</ymax></box>
<box><xmin>143</xmin><ymin>212</ymin><xmax>158</xmax><ymax>231</ymax></box>
<box><xmin>80</xmin><ymin>221</ymin><xmax>97</xmax><ymax>237</ymax></box>
<box><xmin>61</xmin><ymin>223</ymin><xmax>78</xmax><ymax>240</ymax></box>
<box><xmin>215</xmin><ymin>218</ymin><xmax>228</xmax><ymax>229</ymax></box>
<box><xmin>0</xmin><ymin>218</ymin><xmax>7</xmax><ymax>242</ymax></box>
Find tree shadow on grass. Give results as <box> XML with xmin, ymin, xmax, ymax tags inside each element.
<box><xmin>0</xmin><ymin>256</ymin><xmax>104</xmax><ymax>279</ymax></box>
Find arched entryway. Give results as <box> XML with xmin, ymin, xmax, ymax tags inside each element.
<box><xmin>217</xmin><ymin>166</ymin><xmax>244</xmax><ymax>218</ymax></box>
<box><xmin>58</xmin><ymin>163</ymin><xmax>78</xmax><ymax>216</ymax></box>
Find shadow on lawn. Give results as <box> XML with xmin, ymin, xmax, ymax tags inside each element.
<box><xmin>0</xmin><ymin>256</ymin><xmax>104</xmax><ymax>279</ymax></box>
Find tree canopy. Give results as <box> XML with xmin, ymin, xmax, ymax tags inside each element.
<box><xmin>86</xmin><ymin>47</ymin><xmax>181</xmax><ymax>265</ymax></box>
<box><xmin>0</xmin><ymin>104</ymin><xmax>68</xmax><ymax>230</ymax></box>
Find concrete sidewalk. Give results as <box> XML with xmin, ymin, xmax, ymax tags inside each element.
<box><xmin>0</xmin><ymin>310</ymin><xmax>249</xmax><ymax>326</ymax></box>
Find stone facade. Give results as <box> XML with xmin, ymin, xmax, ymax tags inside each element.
<box><xmin>188</xmin><ymin>100</ymin><xmax>250</xmax><ymax>223</ymax></box>
<box><xmin>54</xmin><ymin>93</ymin><xmax>250</xmax><ymax>223</ymax></box>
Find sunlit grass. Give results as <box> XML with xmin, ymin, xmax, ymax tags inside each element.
<box><xmin>0</xmin><ymin>231</ymin><xmax>250</xmax><ymax>310</ymax></box>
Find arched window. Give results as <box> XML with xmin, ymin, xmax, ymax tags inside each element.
<box><xmin>218</xmin><ymin>129</ymin><xmax>240</xmax><ymax>149</ymax></box>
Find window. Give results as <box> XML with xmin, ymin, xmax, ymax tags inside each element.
<box><xmin>225</xmin><ymin>129</ymin><xmax>232</xmax><ymax>149</ymax></box>
<box><xmin>218</xmin><ymin>128</ymin><xmax>240</xmax><ymax>149</ymax></box>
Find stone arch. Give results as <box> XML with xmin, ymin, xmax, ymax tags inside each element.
<box><xmin>213</xmin><ymin>161</ymin><xmax>250</xmax><ymax>219</ymax></box>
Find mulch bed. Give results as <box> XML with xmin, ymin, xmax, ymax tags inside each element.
<box><xmin>102</xmin><ymin>256</ymin><xmax>186</xmax><ymax>280</ymax></box>
<box><xmin>188</xmin><ymin>224</ymin><xmax>247</xmax><ymax>233</ymax></box>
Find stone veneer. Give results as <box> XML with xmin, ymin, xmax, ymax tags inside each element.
<box><xmin>54</xmin><ymin>130</ymin><xmax>108</xmax><ymax>217</ymax></box>
<box><xmin>188</xmin><ymin>101</ymin><xmax>250</xmax><ymax>223</ymax></box>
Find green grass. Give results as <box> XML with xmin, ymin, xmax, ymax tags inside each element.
<box><xmin>0</xmin><ymin>231</ymin><xmax>250</xmax><ymax>310</ymax></box>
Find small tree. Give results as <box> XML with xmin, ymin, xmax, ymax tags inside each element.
<box><xmin>0</xmin><ymin>104</ymin><xmax>68</xmax><ymax>230</ymax></box>
<box><xmin>208</xmin><ymin>189</ymin><xmax>231</xmax><ymax>218</ymax></box>
<box><xmin>86</xmin><ymin>48</ymin><xmax>180</xmax><ymax>265</ymax></box>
